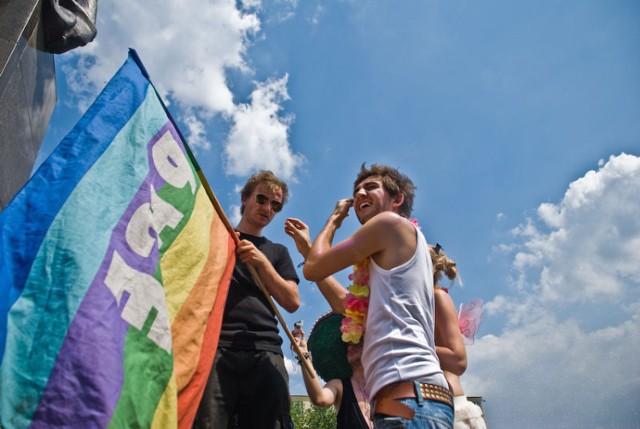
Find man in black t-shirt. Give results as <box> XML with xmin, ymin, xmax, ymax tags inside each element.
<box><xmin>194</xmin><ymin>170</ymin><xmax>300</xmax><ymax>429</ymax></box>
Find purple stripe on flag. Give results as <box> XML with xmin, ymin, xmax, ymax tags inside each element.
<box><xmin>30</xmin><ymin>278</ymin><xmax>131</xmax><ymax>427</ymax></box>
<box><xmin>30</xmin><ymin>124</ymin><xmax>183</xmax><ymax>427</ymax></box>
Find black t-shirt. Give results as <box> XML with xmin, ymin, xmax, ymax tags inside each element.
<box><xmin>217</xmin><ymin>232</ymin><xmax>299</xmax><ymax>354</ymax></box>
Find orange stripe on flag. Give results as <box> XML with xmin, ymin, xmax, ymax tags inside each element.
<box><xmin>173</xmin><ymin>216</ymin><xmax>236</xmax><ymax>429</ymax></box>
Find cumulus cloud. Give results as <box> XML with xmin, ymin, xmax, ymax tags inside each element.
<box><xmin>180</xmin><ymin>114</ymin><xmax>210</xmax><ymax>151</ymax></box>
<box><xmin>473</xmin><ymin>153</ymin><xmax>640</xmax><ymax>428</ymax></box>
<box><xmin>64</xmin><ymin>0</ymin><xmax>259</xmax><ymax>114</ymax></box>
<box><xmin>509</xmin><ymin>153</ymin><xmax>640</xmax><ymax>303</ymax></box>
<box><xmin>224</xmin><ymin>75</ymin><xmax>305</xmax><ymax>179</ymax></box>
<box><xmin>57</xmin><ymin>0</ymin><xmax>304</xmax><ymax>179</ymax></box>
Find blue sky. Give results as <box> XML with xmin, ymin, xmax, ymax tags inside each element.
<box><xmin>38</xmin><ymin>1</ymin><xmax>640</xmax><ymax>427</ymax></box>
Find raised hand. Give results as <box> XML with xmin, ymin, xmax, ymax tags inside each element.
<box><xmin>284</xmin><ymin>218</ymin><xmax>312</xmax><ymax>258</ymax></box>
<box><xmin>291</xmin><ymin>323</ymin><xmax>308</xmax><ymax>351</ymax></box>
<box><xmin>331</xmin><ymin>198</ymin><xmax>353</xmax><ymax>228</ymax></box>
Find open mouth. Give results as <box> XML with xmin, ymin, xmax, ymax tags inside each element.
<box><xmin>359</xmin><ymin>202</ymin><xmax>371</xmax><ymax>210</ymax></box>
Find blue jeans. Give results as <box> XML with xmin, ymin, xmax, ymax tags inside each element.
<box><xmin>374</xmin><ymin>382</ymin><xmax>454</xmax><ymax>429</ymax></box>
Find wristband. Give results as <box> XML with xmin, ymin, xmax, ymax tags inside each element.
<box><xmin>295</xmin><ymin>352</ymin><xmax>311</xmax><ymax>365</ymax></box>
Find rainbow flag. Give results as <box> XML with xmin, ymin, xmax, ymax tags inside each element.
<box><xmin>0</xmin><ymin>50</ymin><xmax>235</xmax><ymax>429</ymax></box>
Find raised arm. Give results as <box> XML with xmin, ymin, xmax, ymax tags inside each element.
<box><xmin>291</xmin><ymin>328</ymin><xmax>344</xmax><ymax>409</ymax></box>
<box><xmin>285</xmin><ymin>218</ymin><xmax>348</xmax><ymax>313</ymax></box>
<box><xmin>304</xmin><ymin>201</ymin><xmax>416</xmax><ymax>281</ymax></box>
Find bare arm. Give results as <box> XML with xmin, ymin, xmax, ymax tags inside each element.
<box><xmin>304</xmin><ymin>201</ymin><xmax>416</xmax><ymax>281</ymax></box>
<box><xmin>434</xmin><ymin>289</ymin><xmax>467</xmax><ymax>375</ymax></box>
<box><xmin>285</xmin><ymin>218</ymin><xmax>348</xmax><ymax>313</ymax></box>
<box><xmin>291</xmin><ymin>329</ymin><xmax>343</xmax><ymax>409</ymax></box>
<box><xmin>236</xmin><ymin>239</ymin><xmax>300</xmax><ymax>312</ymax></box>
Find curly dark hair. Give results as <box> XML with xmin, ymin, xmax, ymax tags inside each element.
<box><xmin>353</xmin><ymin>163</ymin><xmax>416</xmax><ymax>218</ymax></box>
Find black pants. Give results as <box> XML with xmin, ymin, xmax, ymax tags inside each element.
<box><xmin>193</xmin><ymin>348</ymin><xmax>293</xmax><ymax>429</ymax></box>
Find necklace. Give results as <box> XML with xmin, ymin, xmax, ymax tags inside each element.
<box><xmin>341</xmin><ymin>259</ymin><xmax>370</xmax><ymax>344</ymax></box>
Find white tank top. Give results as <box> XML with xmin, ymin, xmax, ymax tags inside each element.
<box><xmin>361</xmin><ymin>225</ymin><xmax>447</xmax><ymax>399</ymax></box>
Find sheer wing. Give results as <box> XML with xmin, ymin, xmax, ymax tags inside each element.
<box><xmin>458</xmin><ymin>299</ymin><xmax>483</xmax><ymax>345</ymax></box>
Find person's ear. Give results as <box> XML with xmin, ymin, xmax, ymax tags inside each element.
<box><xmin>391</xmin><ymin>193</ymin><xmax>405</xmax><ymax>212</ymax></box>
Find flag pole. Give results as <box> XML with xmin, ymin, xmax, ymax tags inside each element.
<box><xmin>129</xmin><ymin>49</ymin><xmax>315</xmax><ymax>378</ymax></box>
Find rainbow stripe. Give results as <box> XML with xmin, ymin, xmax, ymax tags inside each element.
<box><xmin>0</xmin><ymin>51</ymin><xmax>235</xmax><ymax>429</ymax></box>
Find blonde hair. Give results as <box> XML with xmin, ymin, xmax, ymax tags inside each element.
<box><xmin>429</xmin><ymin>244</ymin><xmax>458</xmax><ymax>285</ymax></box>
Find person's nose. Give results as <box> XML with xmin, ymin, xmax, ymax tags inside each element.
<box><xmin>259</xmin><ymin>201</ymin><xmax>275</xmax><ymax>214</ymax></box>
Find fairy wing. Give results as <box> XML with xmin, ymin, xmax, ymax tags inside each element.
<box><xmin>458</xmin><ymin>298</ymin><xmax>483</xmax><ymax>345</ymax></box>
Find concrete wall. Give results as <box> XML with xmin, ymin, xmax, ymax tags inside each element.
<box><xmin>0</xmin><ymin>0</ymin><xmax>56</xmax><ymax>210</ymax></box>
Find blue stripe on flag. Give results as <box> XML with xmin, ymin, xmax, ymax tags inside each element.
<box><xmin>1</xmin><ymin>86</ymin><xmax>170</xmax><ymax>427</ymax></box>
<box><xmin>0</xmin><ymin>53</ymin><xmax>150</xmax><ymax>361</ymax></box>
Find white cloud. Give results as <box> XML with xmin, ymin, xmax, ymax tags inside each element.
<box><xmin>65</xmin><ymin>0</ymin><xmax>259</xmax><ymax>115</ymax></box>
<box><xmin>224</xmin><ymin>75</ymin><xmax>306</xmax><ymax>180</ymax></box>
<box><xmin>263</xmin><ymin>0</ymin><xmax>299</xmax><ymax>24</ymax></box>
<box><xmin>469</xmin><ymin>153</ymin><xmax>640</xmax><ymax>428</ymax></box>
<box><xmin>228</xmin><ymin>204</ymin><xmax>242</xmax><ymax>227</ymax></box>
<box><xmin>515</xmin><ymin>153</ymin><xmax>640</xmax><ymax>303</ymax></box>
<box><xmin>467</xmin><ymin>310</ymin><xmax>640</xmax><ymax>428</ymax></box>
<box><xmin>57</xmin><ymin>0</ymin><xmax>304</xmax><ymax>178</ymax></box>
<box><xmin>310</xmin><ymin>4</ymin><xmax>325</xmax><ymax>26</ymax></box>
<box><xmin>284</xmin><ymin>355</ymin><xmax>297</xmax><ymax>373</ymax></box>
<box><xmin>181</xmin><ymin>114</ymin><xmax>210</xmax><ymax>151</ymax></box>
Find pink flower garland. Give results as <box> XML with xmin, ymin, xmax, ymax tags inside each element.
<box><xmin>340</xmin><ymin>259</ymin><xmax>369</xmax><ymax>344</ymax></box>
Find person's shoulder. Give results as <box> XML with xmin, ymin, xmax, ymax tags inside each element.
<box><xmin>262</xmin><ymin>237</ymin><xmax>287</xmax><ymax>250</ymax></box>
<box><xmin>369</xmin><ymin>213</ymin><xmax>417</xmax><ymax>245</ymax></box>
<box><xmin>434</xmin><ymin>288</ymin><xmax>450</xmax><ymax>301</ymax></box>
<box><xmin>239</xmin><ymin>231</ymin><xmax>265</xmax><ymax>242</ymax></box>
<box><xmin>259</xmin><ymin>237</ymin><xmax>292</xmax><ymax>256</ymax></box>
<box><xmin>242</xmin><ymin>233</ymin><xmax>279</xmax><ymax>248</ymax></box>
<box><xmin>368</xmin><ymin>211</ymin><xmax>409</xmax><ymax>229</ymax></box>
<box><xmin>327</xmin><ymin>378</ymin><xmax>345</xmax><ymax>394</ymax></box>
<box><xmin>434</xmin><ymin>288</ymin><xmax>456</xmax><ymax>309</ymax></box>
<box><xmin>434</xmin><ymin>286</ymin><xmax>449</xmax><ymax>296</ymax></box>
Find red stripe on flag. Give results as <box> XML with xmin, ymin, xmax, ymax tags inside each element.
<box><xmin>177</xmin><ymin>232</ymin><xmax>235</xmax><ymax>429</ymax></box>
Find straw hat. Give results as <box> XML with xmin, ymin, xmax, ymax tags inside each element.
<box><xmin>307</xmin><ymin>312</ymin><xmax>353</xmax><ymax>382</ymax></box>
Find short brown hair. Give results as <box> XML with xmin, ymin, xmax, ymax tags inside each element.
<box><xmin>240</xmin><ymin>170</ymin><xmax>289</xmax><ymax>214</ymax></box>
<box><xmin>353</xmin><ymin>163</ymin><xmax>415</xmax><ymax>218</ymax></box>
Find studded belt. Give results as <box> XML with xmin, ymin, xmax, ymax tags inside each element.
<box><xmin>374</xmin><ymin>381</ymin><xmax>454</xmax><ymax>419</ymax></box>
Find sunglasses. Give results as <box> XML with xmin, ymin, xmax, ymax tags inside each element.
<box><xmin>255</xmin><ymin>194</ymin><xmax>283</xmax><ymax>213</ymax></box>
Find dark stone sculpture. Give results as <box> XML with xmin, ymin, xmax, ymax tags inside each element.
<box><xmin>0</xmin><ymin>0</ymin><xmax>57</xmax><ymax>211</ymax></box>
<box><xmin>42</xmin><ymin>0</ymin><xmax>98</xmax><ymax>54</ymax></box>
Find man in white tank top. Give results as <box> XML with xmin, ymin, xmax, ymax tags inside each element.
<box><xmin>304</xmin><ymin>164</ymin><xmax>456</xmax><ymax>429</ymax></box>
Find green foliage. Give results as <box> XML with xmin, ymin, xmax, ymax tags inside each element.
<box><xmin>291</xmin><ymin>401</ymin><xmax>337</xmax><ymax>429</ymax></box>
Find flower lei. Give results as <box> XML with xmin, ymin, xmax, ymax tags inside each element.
<box><xmin>340</xmin><ymin>259</ymin><xmax>370</xmax><ymax>344</ymax></box>
<box><xmin>340</xmin><ymin>218</ymin><xmax>420</xmax><ymax>344</ymax></box>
